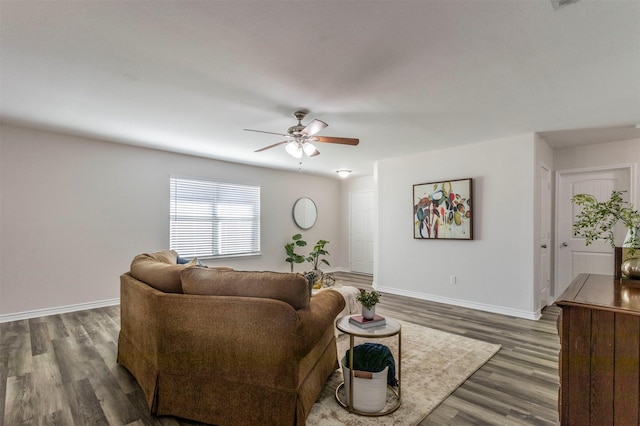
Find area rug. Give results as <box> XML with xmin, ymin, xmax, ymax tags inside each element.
<box><xmin>306</xmin><ymin>320</ymin><xmax>501</xmax><ymax>426</ymax></box>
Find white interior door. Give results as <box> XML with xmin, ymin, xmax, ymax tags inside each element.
<box><xmin>555</xmin><ymin>167</ymin><xmax>631</xmax><ymax>297</ymax></box>
<box><xmin>538</xmin><ymin>164</ymin><xmax>552</xmax><ymax>310</ymax></box>
<box><xmin>350</xmin><ymin>190</ymin><xmax>374</xmax><ymax>274</ymax></box>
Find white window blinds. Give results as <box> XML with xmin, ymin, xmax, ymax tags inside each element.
<box><xmin>170</xmin><ymin>176</ymin><xmax>261</xmax><ymax>258</ymax></box>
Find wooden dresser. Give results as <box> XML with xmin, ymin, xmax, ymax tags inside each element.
<box><xmin>556</xmin><ymin>274</ymin><xmax>640</xmax><ymax>425</ymax></box>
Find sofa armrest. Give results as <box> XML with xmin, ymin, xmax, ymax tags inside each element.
<box><xmin>119</xmin><ymin>273</ymin><xmax>162</xmax><ymax>365</ymax></box>
<box><xmin>294</xmin><ymin>290</ymin><xmax>346</xmax><ymax>356</ymax></box>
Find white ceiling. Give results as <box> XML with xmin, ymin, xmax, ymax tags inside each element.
<box><xmin>1</xmin><ymin>0</ymin><xmax>639</xmax><ymax>178</ymax></box>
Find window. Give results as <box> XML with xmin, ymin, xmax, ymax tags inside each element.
<box><xmin>170</xmin><ymin>176</ymin><xmax>261</xmax><ymax>258</ymax></box>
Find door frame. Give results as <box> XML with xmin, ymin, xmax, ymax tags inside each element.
<box><xmin>554</xmin><ymin>163</ymin><xmax>636</xmax><ymax>298</ymax></box>
<box><xmin>538</xmin><ymin>162</ymin><xmax>552</xmax><ymax>308</ymax></box>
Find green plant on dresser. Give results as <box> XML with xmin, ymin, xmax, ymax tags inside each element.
<box><xmin>572</xmin><ymin>190</ymin><xmax>640</xmax><ymax>279</ymax></box>
<box><xmin>572</xmin><ymin>190</ymin><xmax>640</xmax><ymax>255</ymax></box>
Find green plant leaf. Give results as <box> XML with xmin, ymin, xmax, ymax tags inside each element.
<box><xmin>285</xmin><ymin>234</ymin><xmax>308</xmax><ymax>269</ymax></box>
<box><xmin>571</xmin><ymin>190</ymin><xmax>640</xmax><ymax>255</ymax></box>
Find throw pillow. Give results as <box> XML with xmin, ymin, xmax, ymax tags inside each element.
<box><xmin>177</xmin><ymin>255</ymin><xmax>205</xmax><ymax>266</ymax></box>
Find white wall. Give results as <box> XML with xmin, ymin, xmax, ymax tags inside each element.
<box><xmin>376</xmin><ymin>134</ymin><xmax>538</xmax><ymax>318</ymax></box>
<box><xmin>5</xmin><ymin>122</ymin><xmax>632</xmax><ymax>322</ymax></box>
<box><xmin>0</xmin><ymin>124</ymin><xmax>344</xmax><ymax>318</ymax></box>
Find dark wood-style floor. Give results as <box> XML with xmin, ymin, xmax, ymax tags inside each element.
<box><xmin>1</xmin><ymin>272</ymin><xmax>560</xmax><ymax>425</ymax></box>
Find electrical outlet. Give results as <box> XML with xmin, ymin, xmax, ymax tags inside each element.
<box><xmin>450</xmin><ymin>275</ymin><xmax>457</xmax><ymax>284</ymax></box>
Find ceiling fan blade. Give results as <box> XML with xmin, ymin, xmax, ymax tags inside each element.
<box><xmin>315</xmin><ymin>136</ymin><xmax>359</xmax><ymax>146</ymax></box>
<box><xmin>244</xmin><ymin>128</ymin><xmax>288</xmax><ymax>137</ymax></box>
<box><xmin>302</xmin><ymin>119</ymin><xmax>328</xmax><ymax>136</ymax></box>
<box><xmin>254</xmin><ymin>140</ymin><xmax>287</xmax><ymax>152</ymax></box>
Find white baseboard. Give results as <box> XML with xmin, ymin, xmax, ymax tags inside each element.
<box><xmin>374</xmin><ymin>284</ymin><xmax>541</xmax><ymax>321</ymax></box>
<box><xmin>1</xmin><ymin>279</ymin><xmax>541</xmax><ymax>322</ymax></box>
<box><xmin>323</xmin><ymin>267</ymin><xmax>350</xmax><ymax>273</ymax></box>
<box><xmin>0</xmin><ymin>268</ymin><xmax>350</xmax><ymax>323</ymax></box>
<box><xmin>0</xmin><ymin>298</ymin><xmax>120</xmax><ymax>323</ymax></box>
<box><xmin>327</xmin><ymin>267</ymin><xmax>375</xmax><ymax>276</ymax></box>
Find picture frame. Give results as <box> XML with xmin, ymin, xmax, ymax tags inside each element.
<box><xmin>413</xmin><ymin>178</ymin><xmax>473</xmax><ymax>240</ymax></box>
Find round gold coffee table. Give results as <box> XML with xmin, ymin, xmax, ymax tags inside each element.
<box><xmin>335</xmin><ymin>315</ymin><xmax>401</xmax><ymax>416</ymax></box>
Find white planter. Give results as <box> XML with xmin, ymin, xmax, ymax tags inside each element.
<box><xmin>362</xmin><ymin>306</ymin><xmax>376</xmax><ymax>320</ymax></box>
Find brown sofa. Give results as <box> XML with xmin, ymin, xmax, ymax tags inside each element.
<box><xmin>117</xmin><ymin>250</ymin><xmax>345</xmax><ymax>425</ymax></box>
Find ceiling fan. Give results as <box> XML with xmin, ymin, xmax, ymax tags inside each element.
<box><xmin>244</xmin><ymin>110</ymin><xmax>359</xmax><ymax>158</ymax></box>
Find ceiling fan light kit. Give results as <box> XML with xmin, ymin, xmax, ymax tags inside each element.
<box><xmin>284</xmin><ymin>140</ymin><xmax>318</xmax><ymax>159</ymax></box>
<box><xmin>302</xmin><ymin>142</ymin><xmax>317</xmax><ymax>156</ymax></box>
<box><xmin>285</xmin><ymin>141</ymin><xmax>302</xmax><ymax>158</ymax></box>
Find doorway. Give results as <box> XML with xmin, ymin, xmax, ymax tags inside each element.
<box><xmin>555</xmin><ymin>166</ymin><xmax>632</xmax><ymax>297</ymax></box>
<box><xmin>350</xmin><ymin>190</ymin><xmax>374</xmax><ymax>274</ymax></box>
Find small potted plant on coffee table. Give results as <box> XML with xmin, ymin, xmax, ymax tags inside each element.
<box><xmin>356</xmin><ymin>289</ymin><xmax>382</xmax><ymax>320</ymax></box>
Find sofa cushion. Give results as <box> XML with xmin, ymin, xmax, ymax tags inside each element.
<box><xmin>180</xmin><ymin>268</ymin><xmax>310</xmax><ymax>310</ymax></box>
<box><xmin>130</xmin><ymin>250</ymin><xmax>197</xmax><ymax>293</ymax></box>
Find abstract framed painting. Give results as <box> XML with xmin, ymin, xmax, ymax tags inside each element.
<box><xmin>413</xmin><ymin>178</ymin><xmax>473</xmax><ymax>240</ymax></box>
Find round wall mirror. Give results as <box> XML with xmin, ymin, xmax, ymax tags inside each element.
<box><xmin>293</xmin><ymin>197</ymin><xmax>318</xmax><ymax>230</ymax></box>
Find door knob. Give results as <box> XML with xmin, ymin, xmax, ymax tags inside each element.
<box><xmin>541</xmin><ymin>244</ymin><xmax>547</xmax><ymax>249</ymax></box>
<box><xmin>561</xmin><ymin>242</ymin><xmax>568</xmax><ymax>247</ymax></box>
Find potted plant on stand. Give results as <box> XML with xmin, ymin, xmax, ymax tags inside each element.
<box><xmin>356</xmin><ymin>289</ymin><xmax>382</xmax><ymax>320</ymax></box>
<box><xmin>572</xmin><ymin>190</ymin><xmax>640</xmax><ymax>279</ymax></box>
<box><xmin>306</xmin><ymin>239</ymin><xmax>330</xmax><ymax>289</ymax></box>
